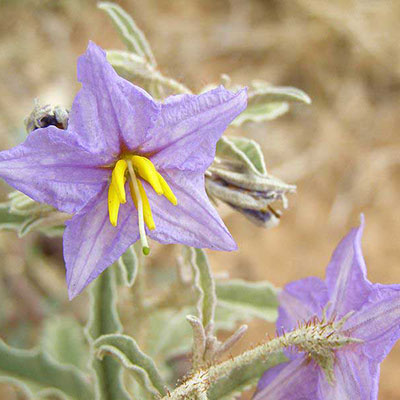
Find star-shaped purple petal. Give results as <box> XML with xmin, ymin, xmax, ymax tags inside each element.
<box><xmin>255</xmin><ymin>216</ymin><xmax>400</xmax><ymax>400</ymax></box>
<box><xmin>0</xmin><ymin>41</ymin><xmax>247</xmax><ymax>299</ymax></box>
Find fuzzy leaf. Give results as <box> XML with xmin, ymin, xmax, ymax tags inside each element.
<box><xmin>0</xmin><ymin>207</ymin><xmax>65</xmax><ymax>238</ymax></box>
<box><xmin>41</xmin><ymin>317</ymin><xmax>88</xmax><ymax>371</ymax></box>
<box><xmin>0</xmin><ymin>193</ymin><xmax>67</xmax><ymax>237</ymax></box>
<box><xmin>216</xmin><ymin>279</ymin><xmax>279</xmax><ymax>322</ymax></box>
<box><xmin>207</xmin><ymin>352</ymin><xmax>287</xmax><ymax>400</ymax></box>
<box><xmin>107</xmin><ymin>50</ymin><xmax>155</xmax><ymax>83</ymax></box>
<box><xmin>249</xmin><ymin>84</ymin><xmax>311</xmax><ymax>106</ymax></box>
<box><xmin>232</xmin><ymin>82</ymin><xmax>310</xmax><ymax>126</ymax></box>
<box><xmin>117</xmin><ymin>245</ymin><xmax>138</xmax><ymax>287</ymax></box>
<box><xmin>18</xmin><ymin>216</ymin><xmax>44</xmax><ymax>237</ymax></box>
<box><xmin>146</xmin><ymin>309</ymin><xmax>193</xmax><ymax>361</ymax></box>
<box><xmin>0</xmin><ymin>204</ymin><xmax>29</xmax><ymax>231</ymax></box>
<box><xmin>85</xmin><ymin>267</ymin><xmax>130</xmax><ymax>400</ymax></box>
<box><xmin>183</xmin><ymin>247</ymin><xmax>216</xmax><ymax>329</ymax></box>
<box><xmin>128</xmin><ymin>378</ymin><xmax>156</xmax><ymax>400</ymax></box>
<box><xmin>94</xmin><ymin>334</ymin><xmax>167</xmax><ymax>397</ymax></box>
<box><xmin>229</xmin><ymin>137</ymin><xmax>267</xmax><ymax>175</ymax></box>
<box><xmin>216</xmin><ymin>136</ymin><xmax>266</xmax><ymax>175</ymax></box>
<box><xmin>214</xmin><ymin>306</ymin><xmax>246</xmax><ymax>332</ymax></box>
<box><xmin>0</xmin><ymin>339</ymin><xmax>93</xmax><ymax>400</ymax></box>
<box><xmin>231</xmin><ymin>102</ymin><xmax>289</xmax><ymax>126</ymax></box>
<box><xmin>98</xmin><ymin>2</ymin><xmax>156</xmax><ymax>66</ymax></box>
<box><xmin>107</xmin><ymin>50</ymin><xmax>190</xmax><ymax>95</ymax></box>
<box><xmin>7</xmin><ymin>191</ymin><xmax>53</xmax><ymax>216</ymax></box>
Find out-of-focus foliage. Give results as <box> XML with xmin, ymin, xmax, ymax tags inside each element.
<box><xmin>0</xmin><ymin>339</ymin><xmax>93</xmax><ymax>399</ymax></box>
<box><xmin>216</xmin><ymin>279</ymin><xmax>279</xmax><ymax>321</ymax></box>
<box><xmin>0</xmin><ymin>0</ymin><xmax>399</xmax><ymax>399</ymax></box>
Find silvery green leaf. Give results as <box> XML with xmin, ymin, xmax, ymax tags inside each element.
<box><xmin>107</xmin><ymin>50</ymin><xmax>191</xmax><ymax>95</ymax></box>
<box><xmin>18</xmin><ymin>216</ymin><xmax>44</xmax><ymax>237</ymax></box>
<box><xmin>98</xmin><ymin>2</ymin><xmax>156</xmax><ymax>66</ymax></box>
<box><xmin>107</xmin><ymin>50</ymin><xmax>155</xmax><ymax>83</ymax></box>
<box><xmin>0</xmin><ymin>208</ymin><xmax>65</xmax><ymax>238</ymax></box>
<box><xmin>232</xmin><ymin>81</ymin><xmax>310</xmax><ymax>126</ymax></box>
<box><xmin>183</xmin><ymin>247</ymin><xmax>216</xmax><ymax>330</ymax></box>
<box><xmin>40</xmin><ymin>225</ymin><xmax>65</xmax><ymax>238</ymax></box>
<box><xmin>128</xmin><ymin>377</ymin><xmax>156</xmax><ymax>400</ymax></box>
<box><xmin>207</xmin><ymin>352</ymin><xmax>286</xmax><ymax>400</ymax></box>
<box><xmin>0</xmin><ymin>192</ymin><xmax>68</xmax><ymax>237</ymax></box>
<box><xmin>216</xmin><ymin>279</ymin><xmax>279</xmax><ymax>322</ymax></box>
<box><xmin>85</xmin><ymin>267</ymin><xmax>122</xmax><ymax>341</ymax></box>
<box><xmin>85</xmin><ymin>267</ymin><xmax>130</xmax><ymax>400</ymax></box>
<box><xmin>230</xmin><ymin>137</ymin><xmax>267</xmax><ymax>175</ymax></box>
<box><xmin>8</xmin><ymin>191</ymin><xmax>53</xmax><ymax>216</ymax></box>
<box><xmin>146</xmin><ymin>309</ymin><xmax>193</xmax><ymax>361</ymax></box>
<box><xmin>214</xmin><ymin>306</ymin><xmax>245</xmax><ymax>332</ymax></box>
<box><xmin>231</xmin><ymin>102</ymin><xmax>289</xmax><ymax>126</ymax></box>
<box><xmin>0</xmin><ymin>339</ymin><xmax>93</xmax><ymax>400</ymax></box>
<box><xmin>216</xmin><ymin>136</ymin><xmax>266</xmax><ymax>176</ymax></box>
<box><xmin>94</xmin><ymin>334</ymin><xmax>167</xmax><ymax>398</ymax></box>
<box><xmin>0</xmin><ymin>204</ymin><xmax>30</xmax><ymax>231</ymax></box>
<box><xmin>41</xmin><ymin>317</ymin><xmax>88</xmax><ymax>372</ymax></box>
<box><xmin>249</xmin><ymin>83</ymin><xmax>311</xmax><ymax>105</ymax></box>
<box><xmin>117</xmin><ymin>245</ymin><xmax>138</xmax><ymax>287</ymax></box>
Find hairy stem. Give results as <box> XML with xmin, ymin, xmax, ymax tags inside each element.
<box><xmin>163</xmin><ymin>318</ymin><xmax>359</xmax><ymax>400</ymax></box>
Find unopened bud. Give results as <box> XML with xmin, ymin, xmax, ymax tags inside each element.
<box><xmin>24</xmin><ymin>100</ymin><xmax>69</xmax><ymax>133</ymax></box>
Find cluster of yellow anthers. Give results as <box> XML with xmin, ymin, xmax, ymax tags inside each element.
<box><xmin>108</xmin><ymin>155</ymin><xmax>177</xmax><ymax>254</ymax></box>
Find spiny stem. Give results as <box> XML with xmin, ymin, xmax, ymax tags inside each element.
<box><xmin>162</xmin><ymin>320</ymin><xmax>361</xmax><ymax>400</ymax></box>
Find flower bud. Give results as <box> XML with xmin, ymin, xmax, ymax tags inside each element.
<box><xmin>24</xmin><ymin>100</ymin><xmax>69</xmax><ymax>133</ymax></box>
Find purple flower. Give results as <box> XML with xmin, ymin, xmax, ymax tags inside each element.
<box><xmin>0</xmin><ymin>42</ymin><xmax>247</xmax><ymax>299</ymax></box>
<box><xmin>254</xmin><ymin>216</ymin><xmax>400</xmax><ymax>400</ymax></box>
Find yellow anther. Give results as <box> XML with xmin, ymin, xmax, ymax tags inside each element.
<box><xmin>112</xmin><ymin>159</ymin><xmax>128</xmax><ymax>204</ymax></box>
<box><xmin>156</xmin><ymin>172</ymin><xmax>177</xmax><ymax>206</ymax></box>
<box><xmin>129</xmin><ymin>179</ymin><xmax>156</xmax><ymax>231</ymax></box>
<box><xmin>131</xmin><ymin>155</ymin><xmax>163</xmax><ymax>196</ymax></box>
<box><xmin>108</xmin><ymin>182</ymin><xmax>121</xmax><ymax>227</ymax></box>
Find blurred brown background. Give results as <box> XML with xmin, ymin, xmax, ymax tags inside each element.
<box><xmin>0</xmin><ymin>0</ymin><xmax>399</xmax><ymax>398</ymax></box>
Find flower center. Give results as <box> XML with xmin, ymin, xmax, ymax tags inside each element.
<box><xmin>108</xmin><ymin>155</ymin><xmax>177</xmax><ymax>254</ymax></box>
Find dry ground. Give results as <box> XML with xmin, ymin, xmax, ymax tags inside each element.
<box><xmin>0</xmin><ymin>0</ymin><xmax>399</xmax><ymax>398</ymax></box>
